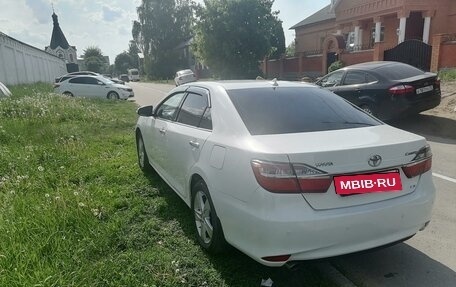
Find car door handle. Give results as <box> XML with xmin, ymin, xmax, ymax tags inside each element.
<box><xmin>189</xmin><ymin>140</ymin><xmax>200</xmax><ymax>149</ymax></box>
<box><xmin>159</xmin><ymin>128</ymin><xmax>166</xmax><ymax>135</ymax></box>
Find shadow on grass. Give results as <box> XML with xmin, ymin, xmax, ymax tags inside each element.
<box><xmin>143</xmin><ymin>172</ymin><xmax>334</xmax><ymax>287</ymax></box>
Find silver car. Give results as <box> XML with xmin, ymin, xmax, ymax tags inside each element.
<box><xmin>174</xmin><ymin>69</ymin><xmax>197</xmax><ymax>86</ymax></box>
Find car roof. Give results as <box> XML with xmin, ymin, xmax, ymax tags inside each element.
<box><xmin>60</xmin><ymin>75</ymin><xmax>105</xmax><ymax>82</ymax></box>
<box><xmin>191</xmin><ymin>80</ymin><xmax>315</xmax><ymax>91</ymax></box>
<box><xmin>177</xmin><ymin>69</ymin><xmax>193</xmax><ymax>74</ymax></box>
<box><xmin>342</xmin><ymin>61</ymin><xmax>411</xmax><ymax>71</ymax></box>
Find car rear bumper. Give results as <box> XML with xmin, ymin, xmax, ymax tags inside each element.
<box><xmin>216</xmin><ymin>172</ymin><xmax>435</xmax><ymax>267</ymax></box>
<box><xmin>381</xmin><ymin>93</ymin><xmax>441</xmax><ymax>120</ymax></box>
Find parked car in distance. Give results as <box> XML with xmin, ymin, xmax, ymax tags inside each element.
<box><xmin>0</xmin><ymin>81</ymin><xmax>12</xmax><ymax>98</ymax></box>
<box><xmin>54</xmin><ymin>75</ymin><xmax>134</xmax><ymax>99</ymax></box>
<box><xmin>174</xmin><ymin>69</ymin><xmax>196</xmax><ymax>86</ymax></box>
<box><xmin>55</xmin><ymin>71</ymin><xmax>99</xmax><ymax>83</ymax></box>
<box><xmin>119</xmin><ymin>74</ymin><xmax>130</xmax><ymax>83</ymax></box>
<box><xmin>102</xmin><ymin>74</ymin><xmax>125</xmax><ymax>85</ymax></box>
<box><xmin>135</xmin><ymin>80</ymin><xmax>435</xmax><ymax>267</ymax></box>
<box><xmin>128</xmin><ymin>68</ymin><xmax>140</xmax><ymax>82</ymax></box>
<box><xmin>315</xmin><ymin>61</ymin><xmax>441</xmax><ymax>120</ymax></box>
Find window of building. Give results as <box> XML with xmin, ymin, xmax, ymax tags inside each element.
<box><xmin>345</xmin><ymin>32</ymin><xmax>355</xmax><ymax>50</ymax></box>
<box><xmin>371</xmin><ymin>25</ymin><xmax>385</xmax><ymax>45</ymax></box>
<box><xmin>69</xmin><ymin>54</ymin><xmax>74</xmax><ymax>62</ymax></box>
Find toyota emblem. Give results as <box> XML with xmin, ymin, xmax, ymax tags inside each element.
<box><xmin>368</xmin><ymin>155</ymin><xmax>382</xmax><ymax>167</ymax></box>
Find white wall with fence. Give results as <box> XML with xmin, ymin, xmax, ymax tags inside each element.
<box><xmin>0</xmin><ymin>32</ymin><xmax>67</xmax><ymax>86</ymax></box>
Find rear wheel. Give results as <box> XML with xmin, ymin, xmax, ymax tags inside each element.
<box><xmin>192</xmin><ymin>180</ymin><xmax>226</xmax><ymax>253</ymax></box>
<box><xmin>107</xmin><ymin>91</ymin><xmax>119</xmax><ymax>100</ymax></box>
<box><xmin>136</xmin><ymin>133</ymin><xmax>153</xmax><ymax>173</ymax></box>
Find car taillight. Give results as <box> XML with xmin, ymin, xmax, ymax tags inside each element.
<box><xmin>251</xmin><ymin>160</ymin><xmax>299</xmax><ymax>193</ymax></box>
<box><xmin>402</xmin><ymin>145</ymin><xmax>432</xmax><ymax>178</ymax></box>
<box><xmin>293</xmin><ymin>164</ymin><xmax>332</xmax><ymax>193</ymax></box>
<box><xmin>389</xmin><ymin>84</ymin><xmax>415</xmax><ymax>95</ymax></box>
<box><xmin>251</xmin><ymin>160</ymin><xmax>331</xmax><ymax>193</ymax></box>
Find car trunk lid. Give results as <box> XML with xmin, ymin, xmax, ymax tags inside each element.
<box><xmin>251</xmin><ymin>125</ymin><xmax>428</xmax><ymax>210</ymax></box>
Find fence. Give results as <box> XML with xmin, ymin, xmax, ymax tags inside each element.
<box><xmin>0</xmin><ymin>32</ymin><xmax>66</xmax><ymax>85</ymax></box>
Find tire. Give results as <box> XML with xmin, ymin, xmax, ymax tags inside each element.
<box><xmin>107</xmin><ymin>91</ymin><xmax>119</xmax><ymax>100</ymax></box>
<box><xmin>63</xmin><ymin>91</ymin><xmax>73</xmax><ymax>97</ymax></box>
<box><xmin>191</xmin><ymin>179</ymin><xmax>226</xmax><ymax>253</ymax></box>
<box><xmin>136</xmin><ymin>133</ymin><xmax>153</xmax><ymax>173</ymax></box>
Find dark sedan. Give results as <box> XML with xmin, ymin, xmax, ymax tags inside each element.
<box><xmin>315</xmin><ymin>61</ymin><xmax>441</xmax><ymax>120</ymax></box>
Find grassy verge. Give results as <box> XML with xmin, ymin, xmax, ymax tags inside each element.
<box><xmin>0</xmin><ymin>84</ymin><xmax>334</xmax><ymax>287</ymax></box>
<box><xmin>438</xmin><ymin>68</ymin><xmax>456</xmax><ymax>81</ymax></box>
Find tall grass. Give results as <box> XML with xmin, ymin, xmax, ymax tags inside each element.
<box><xmin>0</xmin><ymin>84</ymin><xmax>333</xmax><ymax>286</ymax></box>
<box><xmin>438</xmin><ymin>68</ymin><xmax>456</xmax><ymax>81</ymax></box>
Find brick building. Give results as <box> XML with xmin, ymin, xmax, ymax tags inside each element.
<box><xmin>262</xmin><ymin>0</ymin><xmax>456</xmax><ymax>79</ymax></box>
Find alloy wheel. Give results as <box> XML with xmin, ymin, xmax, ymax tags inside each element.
<box><xmin>193</xmin><ymin>190</ymin><xmax>213</xmax><ymax>244</ymax></box>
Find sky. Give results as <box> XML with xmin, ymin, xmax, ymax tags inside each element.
<box><xmin>0</xmin><ymin>0</ymin><xmax>330</xmax><ymax>64</ymax></box>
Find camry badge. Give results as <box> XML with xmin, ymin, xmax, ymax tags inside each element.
<box><xmin>368</xmin><ymin>155</ymin><xmax>382</xmax><ymax>167</ymax></box>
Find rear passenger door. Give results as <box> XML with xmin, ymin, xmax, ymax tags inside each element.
<box><xmin>337</xmin><ymin>71</ymin><xmax>379</xmax><ymax>105</ymax></box>
<box><xmin>165</xmin><ymin>87</ymin><xmax>212</xmax><ymax>198</ymax></box>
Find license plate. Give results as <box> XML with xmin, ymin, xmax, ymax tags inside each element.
<box><xmin>334</xmin><ymin>170</ymin><xmax>402</xmax><ymax>195</ymax></box>
<box><xmin>416</xmin><ymin>85</ymin><xmax>434</xmax><ymax>94</ymax></box>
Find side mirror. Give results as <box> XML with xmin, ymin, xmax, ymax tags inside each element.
<box><xmin>137</xmin><ymin>105</ymin><xmax>154</xmax><ymax>117</ymax></box>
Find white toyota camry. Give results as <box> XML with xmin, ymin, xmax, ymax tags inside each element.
<box><xmin>135</xmin><ymin>80</ymin><xmax>435</xmax><ymax>266</ymax></box>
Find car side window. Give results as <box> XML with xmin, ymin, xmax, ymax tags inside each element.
<box><xmin>343</xmin><ymin>71</ymin><xmax>367</xmax><ymax>85</ymax></box>
<box><xmin>85</xmin><ymin>77</ymin><xmax>99</xmax><ymax>85</ymax></box>
<box><xmin>366</xmin><ymin>74</ymin><xmax>377</xmax><ymax>83</ymax></box>
<box><xmin>176</xmin><ymin>92</ymin><xmax>210</xmax><ymax>128</ymax></box>
<box><xmin>155</xmin><ymin>92</ymin><xmax>186</xmax><ymax>121</ymax></box>
<box><xmin>319</xmin><ymin>71</ymin><xmax>344</xmax><ymax>87</ymax></box>
<box><xmin>199</xmin><ymin>108</ymin><xmax>212</xmax><ymax>130</ymax></box>
<box><xmin>69</xmin><ymin>77</ymin><xmax>86</xmax><ymax>84</ymax></box>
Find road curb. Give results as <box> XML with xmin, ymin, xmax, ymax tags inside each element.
<box><xmin>315</xmin><ymin>262</ymin><xmax>358</xmax><ymax>287</ymax></box>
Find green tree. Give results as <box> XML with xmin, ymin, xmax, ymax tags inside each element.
<box><xmin>193</xmin><ymin>0</ymin><xmax>285</xmax><ymax>79</ymax></box>
<box><xmin>128</xmin><ymin>40</ymin><xmax>140</xmax><ymax>69</ymax></box>
<box><xmin>83</xmin><ymin>46</ymin><xmax>106</xmax><ymax>73</ymax></box>
<box><xmin>135</xmin><ymin>0</ymin><xmax>195</xmax><ymax>79</ymax></box>
<box><xmin>114</xmin><ymin>52</ymin><xmax>132</xmax><ymax>75</ymax></box>
<box><xmin>286</xmin><ymin>41</ymin><xmax>296</xmax><ymax>57</ymax></box>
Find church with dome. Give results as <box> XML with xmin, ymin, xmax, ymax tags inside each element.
<box><xmin>45</xmin><ymin>12</ymin><xmax>78</xmax><ymax>72</ymax></box>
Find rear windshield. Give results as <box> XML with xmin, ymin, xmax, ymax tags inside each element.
<box><xmin>227</xmin><ymin>87</ymin><xmax>381</xmax><ymax>135</ymax></box>
<box><xmin>130</xmin><ymin>71</ymin><xmax>139</xmax><ymax>75</ymax></box>
<box><xmin>375</xmin><ymin>64</ymin><xmax>423</xmax><ymax>80</ymax></box>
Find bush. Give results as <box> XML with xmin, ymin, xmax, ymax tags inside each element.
<box><xmin>438</xmin><ymin>68</ymin><xmax>456</xmax><ymax>81</ymax></box>
<box><xmin>328</xmin><ymin>60</ymin><xmax>345</xmax><ymax>73</ymax></box>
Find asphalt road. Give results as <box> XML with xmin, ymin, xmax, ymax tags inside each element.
<box><xmin>129</xmin><ymin>81</ymin><xmax>456</xmax><ymax>287</ymax></box>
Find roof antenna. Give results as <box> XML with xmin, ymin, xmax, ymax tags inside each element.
<box><xmin>271</xmin><ymin>78</ymin><xmax>279</xmax><ymax>87</ymax></box>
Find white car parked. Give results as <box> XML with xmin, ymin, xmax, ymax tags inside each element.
<box><xmin>54</xmin><ymin>75</ymin><xmax>134</xmax><ymax>99</ymax></box>
<box><xmin>174</xmin><ymin>69</ymin><xmax>197</xmax><ymax>86</ymax></box>
<box><xmin>135</xmin><ymin>81</ymin><xmax>435</xmax><ymax>267</ymax></box>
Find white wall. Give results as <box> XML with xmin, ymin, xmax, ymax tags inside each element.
<box><xmin>0</xmin><ymin>32</ymin><xmax>67</xmax><ymax>85</ymax></box>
